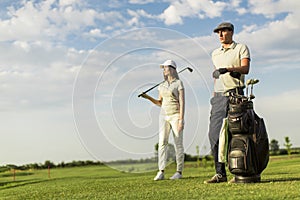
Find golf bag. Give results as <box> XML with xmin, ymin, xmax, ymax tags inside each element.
<box><xmin>227</xmin><ymin>93</ymin><xmax>269</xmax><ymax>183</ymax></box>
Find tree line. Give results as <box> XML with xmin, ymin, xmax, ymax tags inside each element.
<box><xmin>0</xmin><ymin>152</ymin><xmax>210</xmax><ymax>172</ymax></box>
<box><xmin>0</xmin><ymin>160</ymin><xmax>104</xmax><ymax>172</ymax></box>
<box><xmin>1</xmin><ymin>136</ymin><xmax>298</xmax><ymax>172</ymax></box>
<box><xmin>269</xmin><ymin>136</ymin><xmax>300</xmax><ymax>155</ymax></box>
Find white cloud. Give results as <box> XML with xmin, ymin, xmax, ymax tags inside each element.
<box><xmin>0</xmin><ymin>41</ymin><xmax>85</xmax><ymax>111</ymax></box>
<box><xmin>127</xmin><ymin>9</ymin><xmax>158</xmax><ymax>27</ymax></box>
<box><xmin>1</xmin><ymin>1</ymin><xmax>49</xmax><ymax>41</ymax></box>
<box><xmin>230</xmin><ymin>0</ymin><xmax>242</xmax><ymax>7</ymax></box>
<box><xmin>13</xmin><ymin>40</ymin><xmax>31</xmax><ymax>52</ymax></box>
<box><xmin>59</xmin><ymin>0</ymin><xmax>83</xmax><ymax>7</ymax></box>
<box><xmin>129</xmin><ymin>0</ymin><xmax>155</xmax><ymax>4</ymax></box>
<box><xmin>0</xmin><ymin>1</ymin><xmax>128</xmax><ymax>43</ymax></box>
<box><xmin>189</xmin><ymin>0</ymin><xmax>227</xmax><ymax>18</ymax></box>
<box><xmin>159</xmin><ymin>0</ymin><xmax>226</xmax><ymax>25</ymax></box>
<box><xmin>107</xmin><ymin>0</ymin><xmax>124</xmax><ymax>8</ymax></box>
<box><xmin>85</xmin><ymin>28</ymin><xmax>108</xmax><ymax>39</ymax></box>
<box><xmin>235</xmin><ymin>10</ymin><xmax>300</xmax><ymax>69</ymax></box>
<box><xmin>161</xmin><ymin>4</ymin><xmax>183</xmax><ymax>25</ymax></box>
<box><xmin>227</xmin><ymin>0</ymin><xmax>300</xmax><ymax>72</ymax></box>
<box><xmin>226</xmin><ymin>0</ymin><xmax>247</xmax><ymax>15</ymax></box>
<box><xmin>127</xmin><ymin>9</ymin><xmax>155</xmax><ymax>19</ymax></box>
<box><xmin>248</xmin><ymin>0</ymin><xmax>300</xmax><ymax>18</ymax></box>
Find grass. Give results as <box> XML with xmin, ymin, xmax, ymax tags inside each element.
<box><xmin>0</xmin><ymin>155</ymin><xmax>300</xmax><ymax>200</ymax></box>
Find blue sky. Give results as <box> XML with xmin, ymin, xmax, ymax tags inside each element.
<box><xmin>0</xmin><ymin>0</ymin><xmax>299</xmax><ymax>166</ymax></box>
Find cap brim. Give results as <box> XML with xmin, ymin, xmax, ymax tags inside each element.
<box><xmin>160</xmin><ymin>65</ymin><xmax>176</xmax><ymax>69</ymax></box>
<box><xmin>213</xmin><ymin>28</ymin><xmax>220</xmax><ymax>33</ymax></box>
<box><xmin>213</xmin><ymin>27</ymin><xmax>233</xmax><ymax>33</ymax></box>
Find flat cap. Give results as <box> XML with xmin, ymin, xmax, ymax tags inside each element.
<box><xmin>213</xmin><ymin>22</ymin><xmax>234</xmax><ymax>33</ymax></box>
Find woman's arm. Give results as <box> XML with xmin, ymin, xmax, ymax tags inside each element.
<box><xmin>140</xmin><ymin>93</ymin><xmax>162</xmax><ymax>107</ymax></box>
<box><xmin>178</xmin><ymin>89</ymin><xmax>185</xmax><ymax>131</ymax></box>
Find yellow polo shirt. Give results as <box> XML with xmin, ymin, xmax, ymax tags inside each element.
<box><xmin>212</xmin><ymin>41</ymin><xmax>250</xmax><ymax>92</ymax></box>
<box><xmin>158</xmin><ymin>79</ymin><xmax>184</xmax><ymax>116</ymax></box>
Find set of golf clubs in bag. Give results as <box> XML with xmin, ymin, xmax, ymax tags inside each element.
<box><xmin>227</xmin><ymin>78</ymin><xmax>269</xmax><ymax>183</ymax></box>
<box><xmin>138</xmin><ymin>67</ymin><xmax>269</xmax><ymax>183</ymax></box>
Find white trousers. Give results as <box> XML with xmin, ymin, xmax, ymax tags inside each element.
<box><xmin>158</xmin><ymin>113</ymin><xmax>184</xmax><ymax>172</ymax></box>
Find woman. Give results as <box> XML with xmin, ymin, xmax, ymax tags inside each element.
<box><xmin>141</xmin><ymin>60</ymin><xmax>185</xmax><ymax>180</ymax></box>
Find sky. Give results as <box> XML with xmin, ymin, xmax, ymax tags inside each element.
<box><xmin>0</xmin><ymin>0</ymin><xmax>300</xmax><ymax>167</ymax></box>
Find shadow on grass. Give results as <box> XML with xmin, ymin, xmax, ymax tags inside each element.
<box><xmin>0</xmin><ymin>172</ymin><xmax>34</xmax><ymax>178</ymax></box>
<box><xmin>261</xmin><ymin>177</ymin><xmax>300</xmax><ymax>183</ymax></box>
<box><xmin>0</xmin><ymin>179</ymin><xmax>50</xmax><ymax>190</ymax></box>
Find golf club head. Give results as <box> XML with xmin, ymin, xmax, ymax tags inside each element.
<box><xmin>246</xmin><ymin>79</ymin><xmax>253</xmax><ymax>86</ymax></box>
<box><xmin>250</xmin><ymin>94</ymin><xmax>255</xmax><ymax>99</ymax></box>
<box><xmin>252</xmin><ymin>79</ymin><xmax>259</xmax><ymax>85</ymax></box>
<box><xmin>246</xmin><ymin>78</ymin><xmax>260</xmax><ymax>85</ymax></box>
<box><xmin>187</xmin><ymin>67</ymin><xmax>193</xmax><ymax>72</ymax></box>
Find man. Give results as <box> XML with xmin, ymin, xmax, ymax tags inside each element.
<box><xmin>204</xmin><ymin>22</ymin><xmax>251</xmax><ymax>183</ymax></box>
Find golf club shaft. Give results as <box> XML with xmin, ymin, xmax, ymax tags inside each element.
<box><xmin>138</xmin><ymin>67</ymin><xmax>192</xmax><ymax>97</ymax></box>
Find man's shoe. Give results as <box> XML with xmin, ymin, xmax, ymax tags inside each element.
<box><xmin>153</xmin><ymin>171</ymin><xmax>164</xmax><ymax>181</ymax></box>
<box><xmin>228</xmin><ymin>177</ymin><xmax>236</xmax><ymax>184</ymax></box>
<box><xmin>204</xmin><ymin>174</ymin><xmax>227</xmax><ymax>184</ymax></box>
<box><xmin>170</xmin><ymin>172</ymin><xmax>182</xmax><ymax>180</ymax></box>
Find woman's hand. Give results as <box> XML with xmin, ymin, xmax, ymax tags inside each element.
<box><xmin>141</xmin><ymin>93</ymin><xmax>162</xmax><ymax>107</ymax></box>
<box><xmin>178</xmin><ymin>119</ymin><xmax>184</xmax><ymax>132</ymax></box>
<box><xmin>140</xmin><ymin>93</ymin><xmax>151</xmax><ymax>100</ymax></box>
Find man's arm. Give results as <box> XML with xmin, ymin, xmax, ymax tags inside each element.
<box><xmin>226</xmin><ymin>58</ymin><xmax>250</xmax><ymax>74</ymax></box>
<box><xmin>213</xmin><ymin>58</ymin><xmax>250</xmax><ymax>79</ymax></box>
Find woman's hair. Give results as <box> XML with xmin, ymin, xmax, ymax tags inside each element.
<box><xmin>164</xmin><ymin>66</ymin><xmax>179</xmax><ymax>81</ymax></box>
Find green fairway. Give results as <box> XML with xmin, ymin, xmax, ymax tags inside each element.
<box><xmin>1</xmin><ymin>155</ymin><xmax>300</xmax><ymax>200</ymax></box>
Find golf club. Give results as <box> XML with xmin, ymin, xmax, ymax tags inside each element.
<box><xmin>138</xmin><ymin>67</ymin><xmax>193</xmax><ymax>97</ymax></box>
<box><xmin>246</xmin><ymin>79</ymin><xmax>259</xmax><ymax>100</ymax></box>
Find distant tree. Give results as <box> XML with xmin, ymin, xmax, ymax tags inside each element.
<box><xmin>184</xmin><ymin>153</ymin><xmax>197</xmax><ymax>161</ymax></box>
<box><xmin>196</xmin><ymin>145</ymin><xmax>200</xmax><ymax>167</ymax></box>
<box><xmin>154</xmin><ymin>143</ymin><xmax>176</xmax><ymax>162</ymax></box>
<box><xmin>154</xmin><ymin>143</ymin><xmax>159</xmax><ymax>161</ymax></box>
<box><xmin>6</xmin><ymin>164</ymin><xmax>17</xmax><ymax>169</ymax></box>
<box><xmin>25</xmin><ymin>163</ymin><xmax>40</xmax><ymax>170</ymax></box>
<box><xmin>44</xmin><ymin>160</ymin><xmax>55</xmax><ymax>168</ymax></box>
<box><xmin>284</xmin><ymin>136</ymin><xmax>292</xmax><ymax>156</ymax></box>
<box><xmin>60</xmin><ymin>161</ymin><xmax>65</xmax><ymax>168</ymax></box>
<box><xmin>201</xmin><ymin>156</ymin><xmax>208</xmax><ymax>168</ymax></box>
<box><xmin>167</xmin><ymin>143</ymin><xmax>176</xmax><ymax>162</ymax></box>
<box><xmin>269</xmin><ymin>139</ymin><xmax>280</xmax><ymax>155</ymax></box>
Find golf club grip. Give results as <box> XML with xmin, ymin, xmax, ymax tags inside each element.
<box><xmin>138</xmin><ymin>83</ymin><xmax>160</xmax><ymax>97</ymax></box>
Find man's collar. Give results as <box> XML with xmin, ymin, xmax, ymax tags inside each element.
<box><xmin>221</xmin><ymin>41</ymin><xmax>236</xmax><ymax>50</ymax></box>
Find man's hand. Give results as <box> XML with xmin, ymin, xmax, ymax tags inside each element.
<box><xmin>212</xmin><ymin>68</ymin><xmax>228</xmax><ymax>79</ymax></box>
<box><xmin>230</xmin><ymin>71</ymin><xmax>241</xmax><ymax>79</ymax></box>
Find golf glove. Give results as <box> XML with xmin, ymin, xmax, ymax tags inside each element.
<box><xmin>230</xmin><ymin>71</ymin><xmax>241</xmax><ymax>79</ymax></box>
<box><xmin>212</xmin><ymin>68</ymin><xmax>228</xmax><ymax>79</ymax></box>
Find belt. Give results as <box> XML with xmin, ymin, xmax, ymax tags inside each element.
<box><xmin>215</xmin><ymin>87</ymin><xmax>244</xmax><ymax>97</ymax></box>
